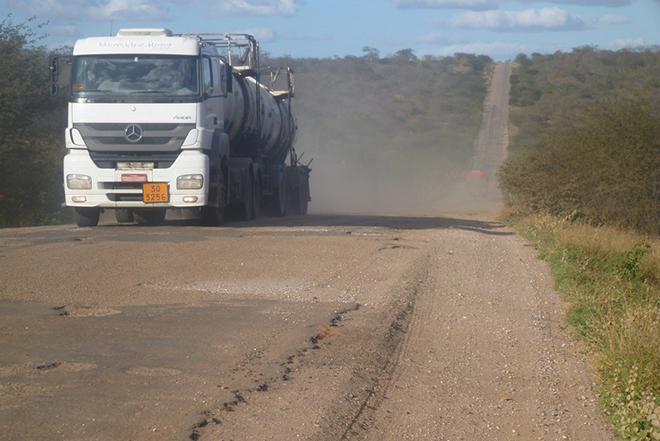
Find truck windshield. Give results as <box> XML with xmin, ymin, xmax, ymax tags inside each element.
<box><xmin>71</xmin><ymin>55</ymin><xmax>200</xmax><ymax>102</ymax></box>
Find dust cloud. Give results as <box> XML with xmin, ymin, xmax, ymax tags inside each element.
<box><xmin>294</xmin><ymin>61</ymin><xmax>510</xmax><ymax>216</ymax></box>
<box><xmin>299</xmin><ymin>147</ymin><xmax>498</xmax><ymax>215</ymax></box>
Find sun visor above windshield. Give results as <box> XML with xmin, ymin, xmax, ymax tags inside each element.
<box><xmin>73</xmin><ymin>36</ymin><xmax>201</xmax><ymax>56</ymax></box>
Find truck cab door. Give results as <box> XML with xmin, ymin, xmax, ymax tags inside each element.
<box><xmin>202</xmin><ymin>56</ymin><xmax>228</xmax><ymax>132</ymax></box>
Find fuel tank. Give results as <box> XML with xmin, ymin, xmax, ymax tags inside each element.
<box><xmin>223</xmin><ymin>71</ymin><xmax>297</xmax><ymax>163</ymax></box>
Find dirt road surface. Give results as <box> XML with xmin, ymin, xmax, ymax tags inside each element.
<box><xmin>0</xmin><ymin>63</ymin><xmax>616</xmax><ymax>441</ymax></box>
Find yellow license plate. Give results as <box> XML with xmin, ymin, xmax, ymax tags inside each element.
<box><xmin>142</xmin><ymin>183</ymin><xmax>169</xmax><ymax>203</ymax></box>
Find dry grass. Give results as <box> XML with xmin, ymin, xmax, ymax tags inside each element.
<box><xmin>510</xmin><ymin>215</ymin><xmax>660</xmax><ymax>440</ymax></box>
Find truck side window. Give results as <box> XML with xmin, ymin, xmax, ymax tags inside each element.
<box><xmin>203</xmin><ymin>57</ymin><xmax>213</xmax><ymax>97</ymax></box>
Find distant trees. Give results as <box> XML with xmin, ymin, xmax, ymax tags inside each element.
<box><xmin>500</xmin><ymin>47</ymin><xmax>660</xmax><ymax>235</ymax></box>
<box><xmin>358</xmin><ymin>47</ymin><xmax>419</xmax><ymax>64</ymax></box>
<box><xmin>392</xmin><ymin>48</ymin><xmax>418</xmax><ymax>64</ymax></box>
<box><xmin>0</xmin><ymin>15</ymin><xmax>68</xmax><ymax>226</ymax></box>
<box><xmin>362</xmin><ymin>46</ymin><xmax>379</xmax><ymax>62</ymax></box>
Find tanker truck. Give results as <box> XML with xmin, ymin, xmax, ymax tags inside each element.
<box><xmin>50</xmin><ymin>28</ymin><xmax>310</xmax><ymax>226</ymax></box>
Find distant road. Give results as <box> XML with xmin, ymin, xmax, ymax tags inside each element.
<box><xmin>440</xmin><ymin>61</ymin><xmax>512</xmax><ymax>212</ymax></box>
<box><xmin>471</xmin><ymin>61</ymin><xmax>512</xmax><ymax>181</ymax></box>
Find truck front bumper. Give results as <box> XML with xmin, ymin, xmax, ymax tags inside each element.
<box><xmin>63</xmin><ymin>149</ymin><xmax>209</xmax><ymax>209</ymax></box>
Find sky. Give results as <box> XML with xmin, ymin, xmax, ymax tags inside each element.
<box><xmin>2</xmin><ymin>0</ymin><xmax>659</xmax><ymax>60</ymax></box>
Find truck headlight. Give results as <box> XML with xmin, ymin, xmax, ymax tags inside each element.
<box><xmin>67</xmin><ymin>174</ymin><xmax>92</xmax><ymax>190</ymax></box>
<box><xmin>177</xmin><ymin>174</ymin><xmax>203</xmax><ymax>190</ymax></box>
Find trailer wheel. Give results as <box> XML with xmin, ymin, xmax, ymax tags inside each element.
<box><xmin>74</xmin><ymin>208</ymin><xmax>100</xmax><ymax>227</ymax></box>
<box><xmin>115</xmin><ymin>209</ymin><xmax>134</xmax><ymax>223</ymax></box>
<box><xmin>300</xmin><ymin>179</ymin><xmax>309</xmax><ymax>216</ymax></box>
<box><xmin>287</xmin><ymin>170</ymin><xmax>309</xmax><ymax>216</ymax></box>
<box><xmin>290</xmin><ymin>187</ymin><xmax>308</xmax><ymax>216</ymax></box>
<box><xmin>251</xmin><ymin>173</ymin><xmax>261</xmax><ymax>220</ymax></box>
<box><xmin>134</xmin><ymin>209</ymin><xmax>166</xmax><ymax>226</ymax></box>
<box><xmin>234</xmin><ymin>170</ymin><xmax>253</xmax><ymax>221</ymax></box>
<box><xmin>272</xmin><ymin>172</ymin><xmax>287</xmax><ymax>217</ymax></box>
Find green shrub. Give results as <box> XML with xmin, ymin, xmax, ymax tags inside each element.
<box><xmin>0</xmin><ymin>15</ymin><xmax>68</xmax><ymax>227</ymax></box>
<box><xmin>501</xmin><ymin>96</ymin><xmax>660</xmax><ymax>235</ymax></box>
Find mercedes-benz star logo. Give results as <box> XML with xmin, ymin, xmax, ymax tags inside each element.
<box><xmin>124</xmin><ymin>124</ymin><xmax>143</xmax><ymax>143</ymax></box>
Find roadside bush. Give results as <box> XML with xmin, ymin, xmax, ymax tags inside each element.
<box><xmin>500</xmin><ymin>97</ymin><xmax>660</xmax><ymax>236</ymax></box>
<box><xmin>0</xmin><ymin>15</ymin><xmax>68</xmax><ymax>227</ymax></box>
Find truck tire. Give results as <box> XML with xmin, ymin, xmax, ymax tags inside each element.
<box><xmin>134</xmin><ymin>209</ymin><xmax>166</xmax><ymax>226</ymax></box>
<box><xmin>289</xmin><ymin>187</ymin><xmax>308</xmax><ymax>216</ymax></box>
<box><xmin>201</xmin><ymin>203</ymin><xmax>225</xmax><ymax>226</ymax></box>
<box><xmin>272</xmin><ymin>172</ymin><xmax>287</xmax><ymax>217</ymax></box>
<box><xmin>234</xmin><ymin>170</ymin><xmax>253</xmax><ymax>221</ymax></box>
<box><xmin>74</xmin><ymin>208</ymin><xmax>100</xmax><ymax>227</ymax></box>
<box><xmin>251</xmin><ymin>173</ymin><xmax>261</xmax><ymax>220</ymax></box>
<box><xmin>201</xmin><ymin>172</ymin><xmax>225</xmax><ymax>226</ymax></box>
<box><xmin>115</xmin><ymin>209</ymin><xmax>134</xmax><ymax>223</ymax></box>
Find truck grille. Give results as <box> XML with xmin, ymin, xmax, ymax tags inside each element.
<box><xmin>74</xmin><ymin>123</ymin><xmax>194</xmax><ymax>153</ymax></box>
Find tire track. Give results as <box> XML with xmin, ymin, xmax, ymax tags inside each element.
<box><xmin>338</xmin><ymin>251</ymin><xmax>439</xmax><ymax>440</ymax></box>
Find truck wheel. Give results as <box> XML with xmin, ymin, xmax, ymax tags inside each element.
<box><xmin>115</xmin><ymin>209</ymin><xmax>134</xmax><ymax>223</ymax></box>
<box><xmin>251</xmin><ymin>174</ymin><xmax>261</xmax><ymax>220</ymax></box>
<box><xmin>201</xmin><ymin>203</ymin><xmax>225</xmax><ymax>226</ymax></box>
<box><xmin>235</xmin><ymin>170</ymin><xmax>253</xmax><ymax>221</ymax></box>
<box><xmin>289</xmin><ymin>187</ymin><xmax>309</xmax><ymax>216</ymax></box>
<box><xmin>300</xmin><ymin>180</ymin><xmax>309</xmax><ymax>216</ymax></box>
<box><xmin>201</xmin><ymin>172</ymin><xmax>226</xmax><ymax>226</ymax></box>
<box><xmin>272</xmin><ymin>173</ymin><xmax>287</xmax><ymax>217</ymax></box>
<box><xmin>134</xmin><ymin>209</ymin><xmax>166</xmax><ymax>226</ymax></box>
<box><xmin>74</xmin><ymin>208</ymin><xmax>100</xmax><ymax>227</ymax></box>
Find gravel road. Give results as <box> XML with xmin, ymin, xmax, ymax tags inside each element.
<box><xmin>0</xmin><ymin>62</ymin><xmax>616</xmax><ymax>440</ymax></box>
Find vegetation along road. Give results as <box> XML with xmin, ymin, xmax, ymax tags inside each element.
<box><xmin>0</xmin><ymin>62</ymin><xmax>619</xmax><ymax>440</ymax></box>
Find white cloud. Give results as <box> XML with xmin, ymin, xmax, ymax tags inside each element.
<box><xmin>548</xmin><ymin>0</ymin><xmax>632</xmax><ymax>6</ymax></box>
<box><xmin>7</xmin><ymin>0</ymin><xmax>299</xmax><ymax>21</ymax></box>
<box><xmin>445</xmin><ymin>7</ymin><xmax>629</xmax><ymax>31</ymax></box>
<box><xmin>85</xmin><ymin>0</ymin><xmax>173</xmax><ymax>21</ymax></box>
<box><xmin>611</xmin><ymin>38</ymin><xmax>657</xmax><ymax>48</ymax></box>
<box><xmin>392</xmin><ymin>0</ymin><xmax>634</xmax><ymax>10</ymax></box>
<box><xmin>208</xmin><ymin>0</ymin><xmax>299</xmax><ymax>16</ymax></box>
<box><xmin>393</xmin><ymin>0</ymin><xmax>498</xmax><ymax>10</ymax></box>
<box><xmin>8</xmin><ymin>0</ymin><xmax>172</xmax><ymax>21</ymax></box>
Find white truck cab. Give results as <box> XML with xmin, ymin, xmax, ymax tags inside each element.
<box><xmin>53</xmin><ymin>28</ymin><xmax>309</xmax><ymax>226</ymax></box>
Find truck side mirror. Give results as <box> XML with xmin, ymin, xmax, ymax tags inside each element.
<box><xmin>49</xmin><ymin>57</ymin><xmax>59</xmax><ymax>96</ymax></box>
<box><xmin>49</xmin><ymin>56</ymin><xmax>72</xmax><ymax>97</ymax></box>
